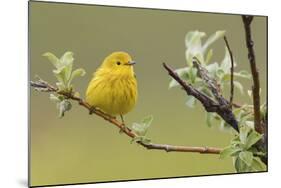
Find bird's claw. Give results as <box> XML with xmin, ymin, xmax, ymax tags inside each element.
<box><xmin>89</xmin><ymin>106</ymin><xmax>96</xmax><ymax>115</ymax></box>
<box><xmin>119</xmin><ymin>123</ymin><xmax>127</xmax><ymax>134</ymax></box>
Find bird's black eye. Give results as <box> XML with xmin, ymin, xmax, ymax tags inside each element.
<box><xmin>116</xmin><ymin>62</ymin><xmax>121</xmax><ymax>65</ymax></box>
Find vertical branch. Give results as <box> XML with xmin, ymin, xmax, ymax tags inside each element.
<box><xmin>223</xmin><ymin>36</ymin><xmax>234</xmax><ymax>109</ymax></box>
<box><xmin>242</xmin><ymin>15</ymin><xmax>263</xmax><ymax>134</ymax></box>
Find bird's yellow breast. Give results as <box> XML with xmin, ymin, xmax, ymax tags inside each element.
<box><xmin>85</xmin><ymin>69</ymin><xmax>138</xmax><ymax>116</ymax></box>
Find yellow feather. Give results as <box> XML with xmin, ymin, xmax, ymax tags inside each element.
<box><xmin>85</xmin><ymin>52</ymin><xmax>138</xmax><ymax>116</ymax></box>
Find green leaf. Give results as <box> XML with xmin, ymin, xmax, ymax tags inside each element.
<box><xmin>186</xmin><ymin>96</ymin><xmax>196</xmax><ymax>108</ymax></box>
<box><xmin>231</xmin><ymin>140</ymin><xmax>242</xmax><ymax>147</ymax></box>
<box><xmin>206</xmin><ymin>113</ymin><xmax>213</xmax><ymax>127</ymax></box>
<box><xmin>188</xmin><ymin>67</ymin><xmax>198</xmax><ymax>83</ymax></box>
<box><xmin>239</xmin><ymin>151</ymin><xmax>253</xmax><ymax>166</ymax></box>
<box><xmin>169</xmin><ymin>79</ymin><xmax>179</xmax><ymax>89</ymax></box>
<box><xmin>199</xmin><ymin>86</ymin><xmax>213</xmax><ymax>97</ymax></box>
<box><xmin>239</xmin><ymin>112</ymin><xmax>253</xmax><ymax>128</ymax></box>
<box><xmin>140</xmin><ymin>137</ymin><xmax>151</xmax><ymax>144</ymax></box>
<box><xmin>58</xmin><ymin>100</ymin><xmax>72</xmax><ymax>118</ymax></box>
<box><xmin>51</xmin><ymin>51</ymin><xmax>75</xmax><ymax>86</ymax></box>
<box><xmin>60</xmin><ymin>51</ymin><xmax>74</xmax><ymax>80</ymax></box>
<box><xmin>222</xmin><ymin>73</ymin><xmax>231</xmax><ymax>81</ymax></box>
<box><xmin>43</xmin><ymin>52</ymin><xmax>60</xmax><ymax>68</ymax></box>
<box><xmin>260</xmin><ymin>103</ymin><xmax>267</xmax><ymax>120</ymax></box>
<box><xmin>206</xmin><ymin>62</ymin><xmax>219</xmax><ymax>77</ymax></box>
<box><xmin>49</xmin><ymin>94</ymin><xmax>60</xmax><ymax>103</ymax></box>
<box><xmin>60</xmin><ymin>51</ymin><xmax>74</xmax><ymax>66</ymax></box>
<box><xmin>234</xmin><ymin>81</ymin><xmax>244</xmax><ymax>94</ymax></box>
<box><xmin>185</xmin><ymin>30</ymin><xmax>206</xmax><ymax>47</ymax></box>
<box><xmin>233</xmin><ymin>107</ymin><xmax>243</xmax><ymax>119</ymax></box>
<box><xmin>251</xmin><ymin>157</ymin><xmax>266</xmax><ymax>171</ymax></box>
<box><xmin>220</xmin><ymin>47</ymin><xmax>232</xmax><ymax>73</ymax></box>
<box><xmin>64</xmin><ymin>64</ymin><xmax>73</xmax><ymax>81</ymax></box>
<box><xmin>56</xmin><ymin>82</ymin><xmax>65</xmax><ymax>91</ymax></box>
<box><xmin>176</xmin><ymin>67</ymin><xmax>190</xmax><ymax>77</ymax></box>
<box><xmin>247</xmin><ymin>90</ymin><xmax>252</xmax><ymax>98</ymax></box>
<box><xmin>72</xmin><ymin>68</ymin><xmax>86</xmax><ymax>78</ymax></box>
<box><xmin>219</xmin><ymin>120</ymin><xmax>228</xmax><ymax>131</ymax></box>
<box><xmin>245</xmin><ymin>121</ymin><xmax>255</xmax><ymax>129</ymax></box>
<box><xmin>68</xmin><ymin>68</ymin><xmax>86</xmax><ymax>87</ymax></box>
<box><xmin>53</xmin><ymin>66</ymin><xmax>66</xmax><ymax>78</ymax></box>
<box><xmin>132</xmin><ymin>116</ymin><xmax>153</xmax><ymax>137</ymax></box>
<box><xmin>202</xmin><ymin>30</ymin><xmax>226</xmax><ymax>53</ymax></box>
<box><xmin>185</xmin><ymin>31</ymin><xmax>206</xmax><ymax>66</ymax></box>
<box><xmin>213</xmin><ymin>114</ymin><xmax>221</xmax><ymax>120</ymax></box>
<box><xmin>205</xmin><ymin>49</ymin><xmax>213</xmax><ymax>64</ymax></box>
<box><xmin>230</xmin><ymin>136</ymin><xmax>243</xmax><ymax>147</ymax></box>
<box><xmin>234</xmin><ymin>157</ymin><xmax>248</xmax><ymax>172</ymax></box>
<box><xmin>132</xmin><ymin>123</ymin><xmax>145</xmax><ymax>136</ymax></box>
<box><xmin>216</xmin><ymin>69</ymin><xmax>225</xmax><ymax>80</ymax></box>
<box><xmin>141</xmin><ymin>115</ymin><xmax>154</xmax><ymax>127</ymax></box>
<box><xmin>234</xmin><ymin>70</ymin><xmax>251</xmax><ymax>79</ymax></box>
<box><xmin>58</xmin><ymin>95</ymin><xmax>64</xmax><ymax>101</ymax></box>
<box><xmin>239</xmin><ymin>126</ymin><xmax>250</xmax><ymax>144</ymax></box>
<box><xmin>169</xmin><ymin>67</ymin><xmax>189</xmax><ymax>88</ymax></box>
<box><xmin>53</xmin><ymin>67</ymin><xmax>67</xmax><ymax>89</ymax></box>
<box><xmin>253</xmin><ymin>151</ymin><xmax>266</xmax><ymax>157</ymax></box>
<box><xmin>44</xmin><ymin>51</ymin><xmax>86</xmax><ymax>92</ymax></box>
<box><xmin>245</xmin><ymin>130</ymin><xmax>263</xmax><ymax>149</ymax></box>
<box><xmin>222</xmin><ymin>71</ymin><xmax>251</xmax><ymax>82</ymax></box>
<box><xmin>220</xmin><ymin>147</ymin><xmax>241</xmax><ymax>159</ymax></box>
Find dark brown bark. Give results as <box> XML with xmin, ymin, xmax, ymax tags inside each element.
<box><xmin>163</xmin><ymin>62</ymin><xmax>239</xmax><ymax>132</ymax></box>
<box><xmin>242</xmin><ymin>15</ymin><xmax>263</xmax><ymax>134</ymax></box>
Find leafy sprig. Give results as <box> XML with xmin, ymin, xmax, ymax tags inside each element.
<box><xmin>166</xmin><ymin>30</ymin><xmax>266</xmax><ymax>172</ymax></box>
<box><xmin>169</xmin><ymin>30</ymin><xmax>251</xmax><ymax>131</ymax></box>
<box><xmin>43</xmin><ymin>51</ymin><xmax>86</xmax><ymax>117</ymax></box>
<box><xmin>43</xmin><ymin>51</ymin><xmax>86</xmax><ymax>92</ymax></box>
<box><xmin>131</xmin><ymin>115</ymin><xmax>153</xmax><ymax>144</ymax></box>
<box><xmin>220</xmin><ymin>126</ymin><xmax>266</xmax><ymax>172</ymax></box>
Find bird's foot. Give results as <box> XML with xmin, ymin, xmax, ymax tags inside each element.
<box><xmin>119</xmin><ymin>123</ymin><xmax>127</xmax><ymax>134</ymax></box>
<box><xmin>89</xmin><ymin>106</ymin><xmax>96</xmax><ymax>115</ymax></box>
<box><xmin>119</xmin><ymin>115</ymin><xmax>126</xmax><ymax>133</ymax></box>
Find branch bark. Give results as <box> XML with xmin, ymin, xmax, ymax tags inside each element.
<box><xmin>242</xmin><ymin>15</ymin><xmax>267</xmax><ymax>165</ymax></box>
<box><xmin>163</xmin><ymin>62</ymin><xmax>239</xmax><ymax>132</ymax></box>
<box><xmin>30</xmin><ymin>79</ymin><xmax>222</xmax><ymax>155</ymax></box>
<box><xmin>192</xmin><ymin>58</ymin><xmax>226</xmax><ymax>106</ymax></box>
<box><xmin>242</xmin><ymin>15</ymin><xmax>263</xmax><ymax>134</ymax></box>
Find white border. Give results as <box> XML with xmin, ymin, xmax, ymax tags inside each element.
<box><xmin>1</xmin><ymin>0</ymin><xmax>280</xmax><ymax>188</ymax></box>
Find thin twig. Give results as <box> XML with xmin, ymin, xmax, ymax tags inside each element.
<box><xmin>30</xmin><ymin>79</ymin><xmax>222</xmax><ymax>154</ymax></box>
<box><xmin>242</xmin><ymin>15</ymin><xmax>263</xmax><ymax>134</ymax></box>
<box><xmin>163</xmin><ymin>62</ymin><xmax>239</xmax><ymax>133</ymax></box>
<box><xmin>223</xmin><ymin>36</ymin><xmax>235</xmax><ymax>109</ymax></box>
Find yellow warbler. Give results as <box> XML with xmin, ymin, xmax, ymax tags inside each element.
<box><xmin>85</xmin><ymin>52</ymin><xmax>138</xmax><ymax>125</ymax></box>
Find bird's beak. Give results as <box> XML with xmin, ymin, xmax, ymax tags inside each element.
<box><xmin>126</xmin><ymin>61</ymin><xmax>136</xmax><ymax>66</ymax></box>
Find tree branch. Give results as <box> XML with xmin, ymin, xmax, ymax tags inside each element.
<box><xmin>192</xmin><ymin>57</ymin><xmax>226</xmax><ymax>106</ymax></box>
<box><xmin>30</xmin><ymin>79</ymin><xmax>222</xmax><ymax>154</ymax></box>
<box><xmin>242</xmin><ymin>15</ymin><xmax>263</xmax><ymax>134</ymax></box>
<box><xmin>223</xmin><ymin>36</ymin><xmax>235</xmax><ymax>109</ymax></box>
<box><xmin>163</xmin><ymin>62</ymin><xmax>239</xmax><ymax>132</ymax></box>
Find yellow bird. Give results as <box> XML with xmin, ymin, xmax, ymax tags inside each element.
<box><xmin>85</xmin><ymin>52</ymin><xmax>138</xmax><ymax>128</ymax></box>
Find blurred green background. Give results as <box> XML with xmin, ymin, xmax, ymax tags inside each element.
<box><xmin>29</xmin><ymin>1</ymin><xmax>267</xmax><ymax>186</ymax></box>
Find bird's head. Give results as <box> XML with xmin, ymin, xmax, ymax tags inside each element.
<box><xmin>101</xmin><ymin>51</ymin><xmax>136</xmax><ymax>75</ymax></box>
